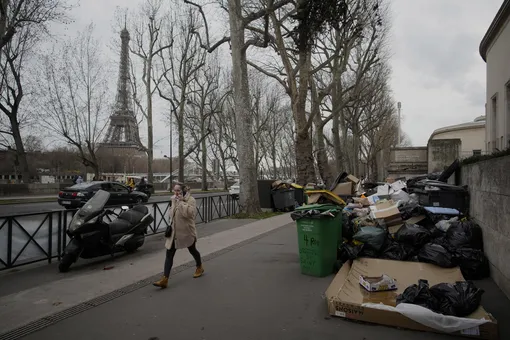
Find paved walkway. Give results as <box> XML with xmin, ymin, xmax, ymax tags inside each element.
<box><xmin>1</xmin><ymin>215</ymin><xmax>509</xmax><ymax>340</ymax></box>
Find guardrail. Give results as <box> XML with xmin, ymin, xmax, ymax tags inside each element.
<box><xmin>0</xmin><ymin>194</ymin><xmax>239</xmax><ymax>271</ymax></box>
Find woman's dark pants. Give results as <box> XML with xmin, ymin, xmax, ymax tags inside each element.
<box><xmin>164</xmin><ymin>240</ymin><xmax>202</xmax><ymax>277</ymax></box>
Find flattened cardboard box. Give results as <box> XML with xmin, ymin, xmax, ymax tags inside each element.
<box><xmin>325</xmin><ymin>258</ymin><xmax>498</xmax><ymax>339</ymax></box>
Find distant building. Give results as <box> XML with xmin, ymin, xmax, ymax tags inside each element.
<box><xmin>429</xmin><ymin>116</ymin><xmax>486</xmax><ymax>158</ymax></box>
<box><xmin>480</xmin><ymin>0</ymin><xmax>510</xmax><ymax>151</ymax></box>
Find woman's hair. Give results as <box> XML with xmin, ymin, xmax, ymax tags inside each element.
<box><xmin>174</xmin><ymin>182</ymin><xmax>189</xmax><ymax>192</ymax></box>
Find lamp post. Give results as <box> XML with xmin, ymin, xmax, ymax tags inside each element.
<box><xmin>164</xmin><ymin>113</ymin><xmax>173</xmax><ymax>189</ymax></box>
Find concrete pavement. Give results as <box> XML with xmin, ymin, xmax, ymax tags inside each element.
<box><xmin>0</xmin><ymin>213</ymin><xmax>294</xmax><ymax>338</ymax></box>
<box><xmin>2</xmin><ymin>221</ymin><xmax>509</xmax><ymax>340</ymax></box>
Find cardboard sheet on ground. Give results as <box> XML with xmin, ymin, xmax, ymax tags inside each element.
<box><xmin>325</xmin><ymin>258</ymin><xmax>498</xmax><ymax>339</ymax></box>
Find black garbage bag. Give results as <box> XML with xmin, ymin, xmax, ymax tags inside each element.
<box><xmin>432</xmin><ymin>235</ymin><xmax>450</xmax><ymax>249</ymax></box>
<box><xmin>418</xmin><ymin>243</ymin><xmax>455</xmax><ymax>268</ymax></box>
<box><xmin>453</xmin><ymin>248</ymin><xmax>490</xmax><ymax>280</ymax></box>
<box><xmin>445</xmin><ymin>220</ymin><xmax>484</xmax><ymax>251</ymax></box>
<box><xmin>381</xmin><ymin>241</ymin><xmax>408</xmax><ymax>261</ymax></box>
<box><xmin>395</xmin><ymin>223</ymin><xmax>432</xmax><ymax>247</ymax></box>
<box><xmin>428</xmin><ymin>226</ymin><xmax>446</xmax><ymax>239</ymax></box>
<box><xmin>359</xmin><ymin>246</ymin><xmax>381</xmax><ymax>258</ymax></box>
<box><xmin>342</xmin><ymin>213</ymin><xmax>355</xmax><ymax>240</ymax></box>
<box><xmin>396</xmin><ymin>279</ymin><xmax>438</xmax><ymax>311</ymax></box>
<box><xmin>338</xmin><ymin>242</ymin><xmax>363</xmax><ymax>262</ymax></box>
<box><xmin>429</xmin><ymin>281</ymin><xmax>484</xmax><ymax>317</ymax></box>
<box><xmin>353</xmin><ymin>226</ymin><xmax>388</xmax><ymax>251</ymax></box>
<box><xmin>399</xmin><ymin>202</ymin><xmax>426</xmax><ymax>220</ymax></box>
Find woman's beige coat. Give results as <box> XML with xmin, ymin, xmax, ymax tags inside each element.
<box><xmin>165</xmin><ymin>193</ymin><xmax>197</xmax><ymax>249</ymax></box>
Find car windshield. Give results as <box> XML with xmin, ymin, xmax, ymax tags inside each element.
<box><xmin>76</xmin><ymin>190</ymin><xmax>110</xmax><ymax>219</ymax></box>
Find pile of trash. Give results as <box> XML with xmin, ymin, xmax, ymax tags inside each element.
<box><xmin>397</xmin><ymin>279</ymin><xmax>484</xmax><ymax>317</ymax></box>
<box><xmin>337</xmin><ymin>175</ymin><xmax>490</xmax><ymax>281</ymax></box>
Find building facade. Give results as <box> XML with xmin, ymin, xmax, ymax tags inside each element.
<box><xmin>480</xmin><ymin>0</ymin><xmax>510</xmax><ymax>152</ymax></box>
<box><xmin>429</xmin><ymin>116</ymin><xmax>486</xmax><ymax>158</ymax></box>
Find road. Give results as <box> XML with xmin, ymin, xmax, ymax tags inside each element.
<box><xmin>0</xmin><ymin>192</ymin><xmax>227</xmax><ymax>216</ymax></box>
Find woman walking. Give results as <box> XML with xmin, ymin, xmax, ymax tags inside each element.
<box><xmin>153</xmin><ymin>183</ymin><xmax>204</xmax><ymax>288</ymax></box>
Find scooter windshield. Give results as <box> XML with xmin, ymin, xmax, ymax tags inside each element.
<box><xmin>78</xmin><ymin>190</ymin><xmax>110</xmax><ymax>219</ymax></box>
<box><xmin>68</xmin><ymin>190</ymin><xmax>110</xmax><ymax>233</ymax></box>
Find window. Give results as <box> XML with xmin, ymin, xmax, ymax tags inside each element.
<box><xmin>473</xmin><ymin>150</ymin><xmax>482</xmax><ymax>156</ymax></box>
<box><xmin>111</xmin><ymin>183</ymin><xmax>128</xmax><ymax>192</ymax></box>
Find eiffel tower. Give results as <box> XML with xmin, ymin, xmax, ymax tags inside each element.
<box><xmin>100</xmin><ymin>27</ymin><xmax>143</xmax><ymax>150</ymax></box>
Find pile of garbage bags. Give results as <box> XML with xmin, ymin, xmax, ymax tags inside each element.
<box><xmin>339</xmin><ymin>199</ymin><xmax>490</xmax><ymax>280</ymax></box>
<box><xmin>397</xmin><ymin>279</ymin><xmax>484</xmax><ymax>317</ymax></box>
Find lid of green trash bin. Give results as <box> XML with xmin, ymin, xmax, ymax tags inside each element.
<box><xmin>295</xmin><ymin>204</ymin><xmax>340</xmax><ymax>212</ymax></box>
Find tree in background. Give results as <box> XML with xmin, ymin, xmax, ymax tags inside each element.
<box><xmin>128</xmin><ymin>0</ymin><xmax>172</xmax><ymax>184</ymax></box>
<box><xmin>0</xmin><ymin>0</ymin><xmax>71</xmax><ymax>183</ymax></box>
<box><xmin>39</xmin><ymin>23</ymin><xmax>110</xmax><ymax>180</ymax></box>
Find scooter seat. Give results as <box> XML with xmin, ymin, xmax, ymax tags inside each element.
<box><xmin>118</xmin><ymin>208</ymin><xmax>146</xmax><ymax>225</ymax></box>
<box><xmin>109</xmin><ymin>218</ymin><xmax>132</xmax><ymax>235</ymax></box>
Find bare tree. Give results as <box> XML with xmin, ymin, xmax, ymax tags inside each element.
<box><xmin>0</xmin><ymin>25</ymin><xmax>35</xmax><ymax>182</ymax></box>
<box><xmin>0</xmin><ymin>0</ymin><xmax>70</xmax><ymax>52</ymax></box>
<box><xmin>39</xmin><ymin>23</ymin><xmax>110</xmax><ymax>179</ymax></box>
<box><xmin>183</xmin><ymin>0</ymin><xmax>292</xmax><ymax>213</ymax></box>
<box><xmin>183</xmin><ymin>56</ymin><xmax>227</xmax><ymax>190</ymax></box>
<box><xmin>156</xmin><ymin>7</ymin><xmax>205</xmax><ymax>183</ymax></box>
<box><xmin>128</xmin><ymin>0</ymin><xmax>172</xmax><ymax>183</ymax></box>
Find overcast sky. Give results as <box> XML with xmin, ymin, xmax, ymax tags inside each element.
<box><xmin>50</xmin><ymin>0</ymin><xmax>504</xmax><ymax>153</ymax></box>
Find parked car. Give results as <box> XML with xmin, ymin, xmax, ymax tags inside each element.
<box><xmin>58</xmin><ymin>181</ymin><xmax>149</xmax><ymax>209</ymax></box>
<box><xmin>229</xmin><ymin>180</ymin><xmax>240</xmax><ymax>199</ymax></box>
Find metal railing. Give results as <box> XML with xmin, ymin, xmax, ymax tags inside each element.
<box><xmin>0</xmin><ymin>194</ymin><xmax>239</xmax><ymax>271</ymax></box>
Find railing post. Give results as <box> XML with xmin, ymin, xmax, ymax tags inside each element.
<box><xmin>48</xmin><ymin>212</ymin><xmax>53</xmax><ymax>264</ymax></box>
<box><xmin>7</xmin><ymin>217</ymin><xmax>12</xmax><ymax>268</ymax></box>
<box><xmin>57</xmin><ymin>211</ymin><xmax>62</xmax><ymax>260</ymax></box>
<box><xmin>153</xmin><ymin>202</ymin><xmax>157</xmax><ymax>233</ymax></box>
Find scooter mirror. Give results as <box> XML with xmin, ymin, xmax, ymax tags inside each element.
<box><xmin>121</xmin><ymin>206</ymin><xmax>129</xmax><ymax>211</ymax></box>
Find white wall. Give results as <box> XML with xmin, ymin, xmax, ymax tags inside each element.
<box><xmin>486</xmin><ymin>15</ymin><xmax>510</xmax><ymax>151</ymax></box>
<box><xmin>431</xmin><ymin>127</ymin><xmax>485</xmax><ymax>158</ymax></box>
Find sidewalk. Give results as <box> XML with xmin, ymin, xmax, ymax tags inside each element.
<box><xmin>1</xmin><ymin>214</ymin><xmax>509</xmax><ymax>340</ymax></box>
<box><xmin>0</xmin><ymin>213</ymin><xmax>293</xmax><ymax>338</ymax></box>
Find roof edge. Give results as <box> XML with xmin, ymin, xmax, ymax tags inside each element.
<box><xmin>429</xmin><ymin>122</ymin><xmax>485</xmax><ymax>141</ymax></box>
<box><xmin>480</xmin><ymin>0</ymin><xmax>510</xmax><ymax>62</ymax></box>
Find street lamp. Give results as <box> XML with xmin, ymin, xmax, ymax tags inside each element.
<box><xmin>164</xmin><ymin>154</ymin><xmax>173</xmax><ymax>189</ymax></box>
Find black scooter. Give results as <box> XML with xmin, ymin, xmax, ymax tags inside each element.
<box><xmin>134</xmin><ymin>183</ymin><xmax>153</xmax><ymax>198</ymax></box>
<box><xmin>59</xmin><ymin>189</ymin><xmax>154</xmax><ymax>272</ymax></box>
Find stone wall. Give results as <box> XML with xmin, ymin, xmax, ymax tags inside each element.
<box><xmin>461</xmin><ymin>155</ymin><xmax>510</xmax><ymax>298</ymax></box>
<box><xmin>386</xmin><ymin>147</ymin><xmax>428</xmax><ymax>179</ymax></box>
<box><xmin>0</xmin><ymin>183</ymin><xmax>68</xmax><ymax>196</ymax></box>
<box><xmin>428</xmin><ymin>139</ymin><xmax>461</xmax><ymax>173</ymax></box>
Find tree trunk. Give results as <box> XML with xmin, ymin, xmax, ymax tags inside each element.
<box><xmin>177</xmin><ymin>95</ymin><xmax>186</xmax><ymax>183</ymax></box>
<box><xmin>146</xmin><ymin>56</ymin><xmax>154</xmax><ymax>183</ymax></box>
<box><xmin>352</xmin><ymin>126</ymin><xmax>360</xmax><ymax>176</ymax></box>
<box><xmin>9</xmin><ymin>116</ymin><xmax>30</xmax><ymax>183</ymax></box>
<box><xmin>293</xmin><ymin>50</ymin><xmax>315</xmax><ymax>185</ymax></box>
<box><xmin>314</xmin><ymin>120</ymin><xmax>332</xmax><ymax>187</ymax></box>
<box><xmin>201</xmin><ymin>121</ymin><xmax>208</xmax><ymax>191</ymax></box>
<box><xmin>228</xmin><ymin>0</ymin><xmax>260</xmax><ymax>213</ymax></box>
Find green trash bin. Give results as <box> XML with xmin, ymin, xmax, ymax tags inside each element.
<box><xmin>292</xmin><ymin>204</ymin><xmax>343</xmax><ymax>277</ymax></box>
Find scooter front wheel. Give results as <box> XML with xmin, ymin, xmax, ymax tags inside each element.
<box><xmin>59</xmin><ymin>254</ymin><xmax>75</xmax><ymax>273</ymax></box>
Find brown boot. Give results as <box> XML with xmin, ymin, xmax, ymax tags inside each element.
<box><xmin>153</xmin><ymin>276</ymin><xmax>168</xmax><ymax>288</ymax></box>
<box><xmin>193</xmin><ymin>265</ymin><xmax>204</xmax><ymax>278</ymax></box>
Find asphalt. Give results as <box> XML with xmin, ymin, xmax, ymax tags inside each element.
<box><xmin>0</xmin><ymin>218</ymin><xmax>256</xmax><ymax>297</ymax></box>
<box><xmin>13</xmin><ymin>224</ymin><xmax>510</xmax><ymax>340</ymax></box>
<box><xmin>0</xmin><ymin>192</ymin><xmax>227</xmax><ymax>216</ymax></box>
